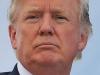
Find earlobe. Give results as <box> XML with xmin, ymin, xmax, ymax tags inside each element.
<box><xmin>9</xmin><ymin>25</ymin><xmax>17</xmax><ymax>49</ymax></box>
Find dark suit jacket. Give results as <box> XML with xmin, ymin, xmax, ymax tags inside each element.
<box><xmin>0</xmin><ymin>64</ymin><xmax>20</xmax><ymax>75</ymax></box>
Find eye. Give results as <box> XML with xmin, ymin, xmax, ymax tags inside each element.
<box><xmin>25</xmin><ymin>15</ymin><xmax>40</xmax><ymax>23</ymax></box>
<box><xmin>26</xmin><ymin>15</ymin><xmax>39</xmax><ymax>20</ymax></box>
<box><xmin>26</xmin><ymin>15</ymin><xmax>39</xmax><ymax>19</ymax></box>
<box><xmin>56</xmin><ymin>16</ymin><xmax>66</xmax><ymax>19</ymax></box>
<box><xmin>55</xmin><ymin>15</ymin><xmax>69</xmax><ymax>23</ymax></box>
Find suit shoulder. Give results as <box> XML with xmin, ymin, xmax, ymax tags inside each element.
<box><xmin>0</xmin><ymin>64</ymin><xmax>19</xmax><ymax>75</ymax></box>
<box><xmin>0</xmin><ymin>72</ymin><xmax>11</xmax><ymax>75</ymax></box>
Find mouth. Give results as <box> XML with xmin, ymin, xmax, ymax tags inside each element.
<box><xmin>33</xmin><ymin>42</ymin><xmax>60</xmax><ymax>51</ymax></box>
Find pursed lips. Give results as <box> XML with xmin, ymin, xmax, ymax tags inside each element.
<box><xmin>33</xmin><ymin>42</ymin><xmax>60</xmax><ymax>50</ymax></box>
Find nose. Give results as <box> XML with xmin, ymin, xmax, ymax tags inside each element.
<box><xmin>39</xmin><ymin>13</ymin><xmax>54</xmax><ymax>36</ymax></box>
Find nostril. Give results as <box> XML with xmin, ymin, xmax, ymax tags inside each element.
<box><xmin>40</xmin><ymin>31</ymin><xmax>44</xmax><ymax>36</ymax></box>
<box><xmin>39</xmin><ymin>30</ymin><xmax>53</xmax><ymax>36</ymax></box>
<box><xmin>48</xmin><ymin>31</ymin><xmax>53</xmax><ymax>35</ymax></box>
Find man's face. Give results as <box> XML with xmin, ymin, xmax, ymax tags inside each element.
<box><xmin>9</xmin><ymin>0</ymin><xmax>87</xmax><ymax>71</ymax></box>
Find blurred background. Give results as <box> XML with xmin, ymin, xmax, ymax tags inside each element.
<box><xmin>0</xmin><ymin>0</ymin><xmax>100</xmax><ymax>75</ymax></box>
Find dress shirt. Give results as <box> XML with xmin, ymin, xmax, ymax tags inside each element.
<box><xmin>17</xmin><ymin>61</ymin><xmax>32</xmax><ymax>75</ymax></box>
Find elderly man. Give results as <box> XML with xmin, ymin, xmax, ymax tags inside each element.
<box><xmin>0</xmin><ymin>0</ymin><xmax>92</xmax><ymax>75</ymax></box>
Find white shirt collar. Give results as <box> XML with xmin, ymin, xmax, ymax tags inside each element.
<box><xmin>17</xmin><ymin>61</ymin><xmax>32</xmax><ymax>75</ymax></box>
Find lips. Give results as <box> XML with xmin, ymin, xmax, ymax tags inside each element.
<box><xmin>33</xmin><ymin>42</ymin><xmax>60</xmax><ymax>50</ymax></box>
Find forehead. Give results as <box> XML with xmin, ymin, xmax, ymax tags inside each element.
<box><xmin>17</xmin><ymin>0</ymin><xmax>80</xmax><ymax>12</ymax></box>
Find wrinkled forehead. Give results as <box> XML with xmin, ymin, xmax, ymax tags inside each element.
<box><xmin>16</xmin><ymin>0</ymin><xmax>80</xmax><ymax>12</ymax></box>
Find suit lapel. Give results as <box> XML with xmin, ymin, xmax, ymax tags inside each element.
<box><xmin>9</xmin><ymin>64</ymin><xmax>20</xmax><ymax>75</ymax></box>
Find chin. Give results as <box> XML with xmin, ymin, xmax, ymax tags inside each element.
<box><xmin>31</xmin><ymin>51</ymin><xmax>65</xmax><ymax>66</ymax></box>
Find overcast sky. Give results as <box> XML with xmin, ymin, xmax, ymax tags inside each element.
<box><xmin>0</xmin><ymin>0</ymin><xmax>100</xmax><ymax>75</ymax></box>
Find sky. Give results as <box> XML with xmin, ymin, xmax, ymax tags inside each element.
<box><xmin>0</xmin><ymin>0</ymin><xmax>100</xmax><ymax>75</ymax></box>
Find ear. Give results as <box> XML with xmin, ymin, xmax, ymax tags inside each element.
<box><xmin>78</xmin><ymin>31</ymin><xmax>89</xmax><ymax>51</ymax></box>
<box><xmin>9</xmin><ymin>25</ymin><xmax>17</xmax><ymax>49</ymax></box>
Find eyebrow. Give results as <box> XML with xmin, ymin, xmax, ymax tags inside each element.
<box><xmin>24</xmin><ymin>7</ymin><xmax>43</xmax><ymax>14</ymax></box>
<box><xmin>24</xmin><ymin>6</ymin><xmax>68</xmax><ymax>16</ymax></box>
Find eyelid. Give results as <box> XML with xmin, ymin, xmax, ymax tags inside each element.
<box><xmin>24</xmin><ymin>12</ymin><xmax>42</xmax><ymax>19</ymax></box>
<box><xmin>25</xmin><ymin>15</ymin><xmax>39</xmax><ymax>20</ymax></box>
<box><xmin>54</xmin><ymin>15</ymin><xmax>70</xmax><ymax>21</ymax></box>
<box><xmin>23</xmin><ymin>14</ymin><xmax>41</xmax><ymax>24</ymax></box>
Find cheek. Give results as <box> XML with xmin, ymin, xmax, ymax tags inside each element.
<box><xmin>57</xmin><ymin>25</ymin><xmax>80</xmax><ymax>48</ymax></box>
<box><xmin>15</xmin><ymin>25</ymin><xmax>37</xmax><ymax>62</ymax></box>
<box><xmin>64</xmin><ymin>31</ymin><xmax>80</xmax><ymax>48</ymax></box>
<box><xmin>16</xmin><ymin>24</ymin><xmax>38</xmax><ymax>47</ymax></box>
<box><xmin>16</xmin><ymin>27</ymin><xmax>31</xmax><ymax>49</ymax></box>
<box><xmin>58</xmin><ymin>27</ymin><xmax>81</xmax><ymax>60</ymax></box>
